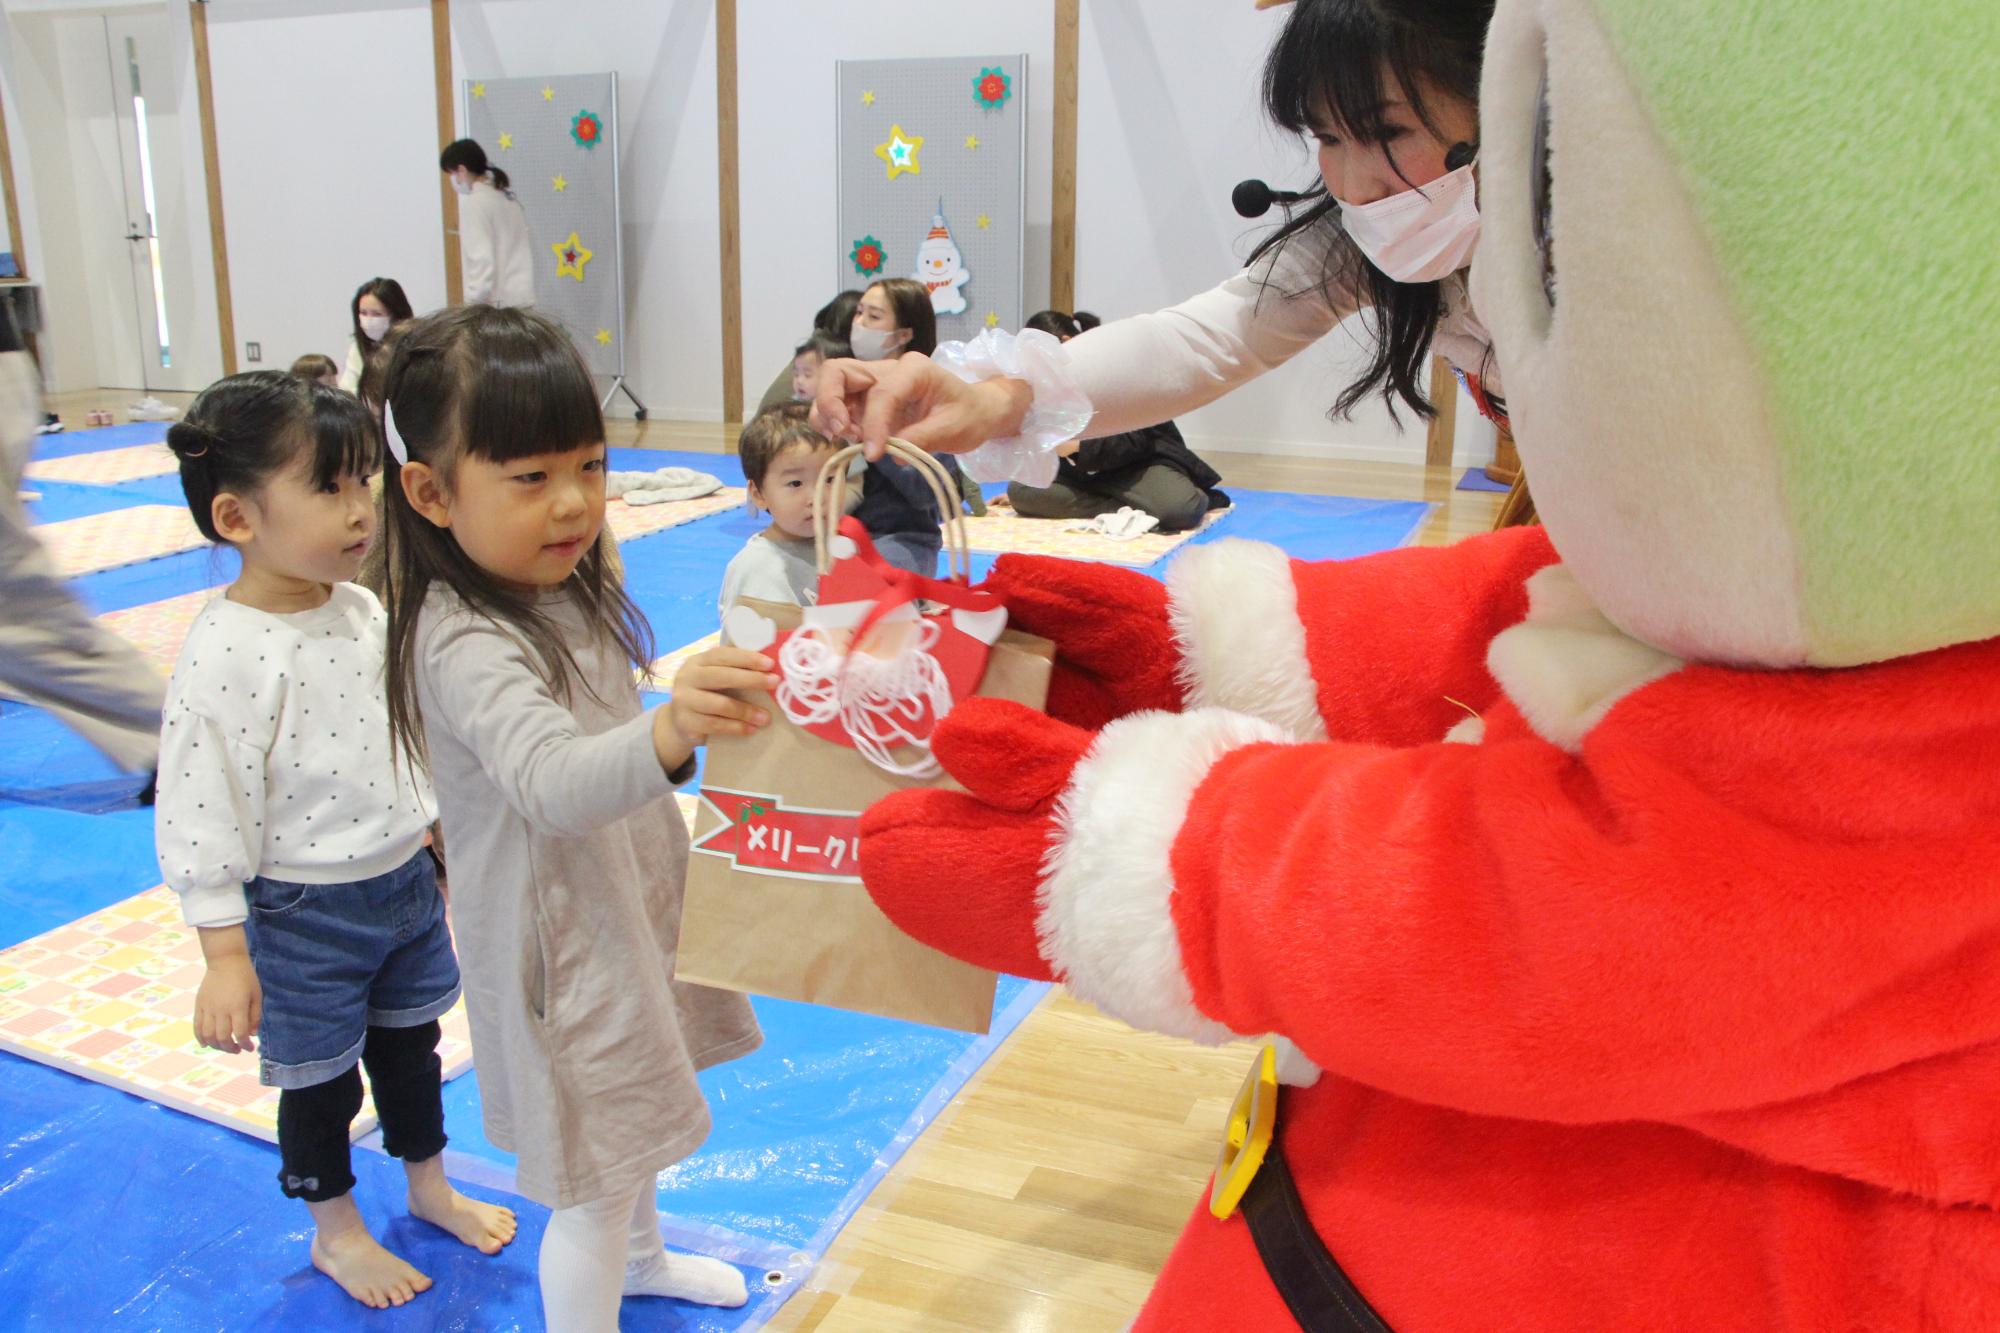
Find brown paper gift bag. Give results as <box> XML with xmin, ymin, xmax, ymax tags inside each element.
<box><xmin>675</xmin><ymin>442</ymin><xmax>1053</xmax><ymax>1032</ymax></box>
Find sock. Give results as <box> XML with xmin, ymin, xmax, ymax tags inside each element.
<box><xmin>623</xmin><ymin>1250</ymin><xmax>748</xmax><ymax>1308</ymax></box>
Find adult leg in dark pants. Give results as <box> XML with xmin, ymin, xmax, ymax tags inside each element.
<box><xmin>1009</xmin><ymin>463</ymin><xmax>1212</xmax><ymax>532</ymax></box>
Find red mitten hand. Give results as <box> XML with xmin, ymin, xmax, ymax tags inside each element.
<box><xmin>984</xmin><ymin>555</ymin><xmax>1183</xmax><ymax>729</ymax></box>
<box><xmin>858</xmin><ymin>698</ymin><xmax>1094</xmax><ymax>981</ymax></box>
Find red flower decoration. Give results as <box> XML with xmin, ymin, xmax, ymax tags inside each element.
<box><xmin>570</xmin><ymin>110</ymin><xmax>602</xmax><ymax>149</ymax></box>
<box><xmin>850</xmin><ymin>235</ymin><xmax>887</xmax><ymax>276</ymax></box>
<box><xmin>972</xmin><ymin>66</ymin><xmax>1012</xmax><ymax>109</ymax></box>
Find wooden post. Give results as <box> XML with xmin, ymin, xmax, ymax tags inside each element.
<box><xmin>432</xmin><ymin>0</ymin><xmax>461</xmax><ymax>306</ymax></box>
<box><xmin>189</xmin><ymin>1</ymin><xmax>236</xmax><ymax>374</ymax></box>
<box><xmin>1423</xmin><ymin>354</ymin><xmax>1456</xmax><ymax>468</ymax></box>
<box><xmin>0</xmin><ymin>77</ymin><xmax>26</xmax><ymax>280</ymax></box>
<box><xmin>715</xmin><ymin>0</ymin><xmax>743</xmax><ymax>423</ymax></box>
<box><xmin>1050</xmin><ymin>0</ymin><xmax>1079</xmax><ymax>311</ymax></box>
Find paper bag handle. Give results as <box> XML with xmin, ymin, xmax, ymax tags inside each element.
<box><xmin>813</xmin><ymin>440</ymin><xmax>970</xmax><ymax>579</ymax></box>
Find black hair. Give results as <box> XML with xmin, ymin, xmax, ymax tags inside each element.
<box><xmin>1073</xmin><ymin>310</ymin><xmax>1102</xmax><ymax>332</ymax></box>
<box><xmin>439</xmin><ymin>137</ymin><xmax>510</xmax><ymax>192</ymax></box>
<box><xmin>813</xmin><ymin>290</ymin><xmax>864</xmax><ymax>340</ymax></box>
<box><xmin>1024</xmin><ymin>309</ymin><xmax>1082</xmax><ymax>340</ymax></box>
<box><xmin>1251</xmin><ymin>0</ymin><xmax>1491</xmax><ymax>421</ymax></box>
<box><xmin>380</xmin><ymin>305</ymin><xmax>651</xmax><ymax>774</ymax></box>
<box><xmin>165</xmin><ymin>371</ymin><xmax>376</xmax><ymax>544</ymax></box>
<box><xmin>350</xmin><ymin>277</ymin><xmax>414</xmax><ymax>357</ymax></box>
<box><xmin>863</xmin><ymin>279</ymin><xmax>938</xmax><ymax>357</ymax></box>
<box><xmin>793</xmin><ymin>330</ymin><xmax>849</xmax><ymax>362</ymax></box>
<box><xmin>738</xmin><ymin>402</ymin><xmax>836</xmax><ymax>489</ymax></box>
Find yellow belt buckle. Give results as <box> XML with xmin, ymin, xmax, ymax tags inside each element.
<box><xmin>1209</xmin><ymin>1043</ymin><xmax>1279</xmax><ymax>1221</ymax></box>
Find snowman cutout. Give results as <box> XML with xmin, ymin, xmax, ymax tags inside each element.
<box><xmin>912</xmin><ymin>206</ymin><xmax>972</xmax><ymax>317</ymax></box>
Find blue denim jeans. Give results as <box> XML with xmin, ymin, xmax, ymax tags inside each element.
<box><xmin>243</xmin><ymin>849</ymin><xmax>460</xmax><ymax>1090</ymax></box>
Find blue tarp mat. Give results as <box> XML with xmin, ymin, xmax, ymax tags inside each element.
<box><xmin>26</xmin><ymin>421</ymin><xmax>170</xmax><ymax>459</ymax></box>
<box><xmin>0</xmin><ymin>453</ymin><xmax>1430</xmax><ymax>1327</ymax></box>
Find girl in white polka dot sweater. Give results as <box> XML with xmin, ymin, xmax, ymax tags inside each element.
<box><xmin>154</xmin><ymin>371</ymin><xmax>516</xmax><ymax>1311</ymax></box>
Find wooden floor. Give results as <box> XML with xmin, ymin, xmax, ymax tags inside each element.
<box><xmin>46</xmin><ymin>389</ymin><xmax>1500</xmax><ymax>1330</ymax></box>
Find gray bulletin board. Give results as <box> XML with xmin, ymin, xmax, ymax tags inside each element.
<box><xmin>836</xmin><ymin>56</ymin><xmax>1027</xmax><ymax>343</ymax></box>
<box><xmin>463</xmin><ymin>73</ymin><xmax>625</xmax><ymax>382</ymax></box>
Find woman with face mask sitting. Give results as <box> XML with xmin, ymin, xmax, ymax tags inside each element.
<box><xmin>338</xmin><ymin>278</ymin><xmax>414</xmax><ymax>395</ymax></box>
<box><xmin>815</xmin><ymin>0</ymin><xmax>1499</xmax><ymax>494</ymax></box>
<box><xmin>843</xmin><ymin>278</ymin><xmax>974</xmax><ymax>574</ymax></box>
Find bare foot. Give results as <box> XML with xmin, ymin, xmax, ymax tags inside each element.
<box><xmin>310</xmin><ymin>1218</ymin><xmax>434</xmax><ymax>1309</ymax></box>
<box><xmin>408</xmin><ymin>1183</ymin><xmax>519</xmax><ymax>1255</ymax></box>
<box><xmin>406</xmin><ymin>1154</ymin><xmax>517</xmax><ymax>1255</ymax></box>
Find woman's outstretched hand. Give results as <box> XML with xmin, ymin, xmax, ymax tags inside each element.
<box><xmin>811</xmin><ymin>353</ymin><xmax>1032</xmax><ymax>460</ymax></box>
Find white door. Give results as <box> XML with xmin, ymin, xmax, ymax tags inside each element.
<box><xmin>102</xmin><ymin>7</ymin><xmax>205</xmax><ymax>392</ymax></box>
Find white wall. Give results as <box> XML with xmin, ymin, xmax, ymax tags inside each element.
<box><xmin>5</xmin><ymin>0</ymin><xmax>1489</xmax><ymax>461</ymax></box>
<box><xmin>207</xmin><ymin>0</ymin><xmax>446</xmax><ymax>378</ymax></box>
<box><xmin>736</xmin><ymin>0</ymin><xmax>1054</xmax><ymax>409</ymax></box>
<box><xmin>452</xmin><ymin>0</ymin><xmax>721</xmax><ymax>421</ymax></box>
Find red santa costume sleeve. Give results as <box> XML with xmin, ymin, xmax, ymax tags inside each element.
<box><xmin>1166</xmin><ymin>524</ymin><xmax>1559</xmax><ymax>745</ymax></box>
<box><xmin>1035</xmin><ymin>624</ymin><xmax>2000</xmax><ymax>1127</ymax></box>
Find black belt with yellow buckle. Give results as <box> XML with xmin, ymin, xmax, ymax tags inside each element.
<box><xmin>1211</xmin><ymin>1046</ymin><xmax>1393</xmax><ymax>1333</ymax></box>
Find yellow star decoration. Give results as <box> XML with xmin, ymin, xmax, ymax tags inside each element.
<box><xmin>861</xmin><ymin>90</ymin><xmax>876</xmax><ymax>106</ymax></box>
<box><xmin>552</xmin><ymin>174</ymin><xmax>568</xmax><ymax>192</ymax></box>
<box><xmin>874</xmin><ymin>125</ymin><xmax>924</xmax><ymax>180</ymax></box>
<box><xmin>975</xmin><ymin>213</ymin><xmax>993</xmax><ymax>230</ymax></box>
<box><xmin>594</xmin><ymin>329</ymin><xmax>612</xmax><ymax>346</ymax></box>
<box><xmin>497</xmin><ymin>131</ymin><xmax>514</xmax><ymax>150</ymax></box>
<box><xmin>541</xmin><ymin>85</ymin><xmax>555</xmax><ymax>101</ymax></box>
<box><xmin>965</xmin><ymin>134</ymin><xmax>980</xmax><ymax>150</ymax></box>
<box><xmin>984</xmin><ymin>311</ymin><xmax>1001</xmax><ymax>329</ymax></box>
<box><xmin>552</xmin><ymin>232</ymin><xmax>594</xmax><ymax>281</ymax></box>
<box><xmin>471</xmin><ymin>82</ymin><xmax>486</xmax><ymax>98</ymax></box>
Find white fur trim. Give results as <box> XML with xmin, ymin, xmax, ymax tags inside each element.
<box><xmin>1166</xmin><ymin>539</ymin><xmax>1328</xmax><ymax>742</ymax></box>
<box><xmin>1442</xmin><ymin>715</ymin><xmax>1486</xmax><ymax>745</ymax></box>
<box><xmin>1036</xmin><ymin>708</ymin><xmax>1322</xmax><ymax>1086</ymax></box>
<box><xmin>1487</xmin><ymin>565</ymin><xmax>1684</xmax><ymax>753</ymax></box>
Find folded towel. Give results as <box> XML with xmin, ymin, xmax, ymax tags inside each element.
<box><xmin>606</xmin><ymin>467</ymin><xmax>724</xmax><ymax>505</ymax></box>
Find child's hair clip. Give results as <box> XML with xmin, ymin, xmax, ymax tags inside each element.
<box><xmin>382</xmin><ymin>399</ymin><xmax>410</xmax><ymax>467</ymax></box>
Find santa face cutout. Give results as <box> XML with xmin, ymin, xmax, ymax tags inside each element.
<box><xmin>769</xmin><ymin>521</ymin><xmax>1006</xmax><ymax>778</ymax></box>
<box><xmin>913</xmin><ymin>207</ymin><xmax>972</xmax><ymax>316</ymax></box>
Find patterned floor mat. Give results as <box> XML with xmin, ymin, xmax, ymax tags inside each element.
<box><xmin>0</xmin><ymin>886</ymin><xmax>473</xmax><ymax>1144</ymax></box>
<box><xmin>952</xmin><ymin>502</ymin><xmax>1231</xmax><ymax>566</ymax></box>
<box><xmin>97</xmin><ymin>586</ymin><xmax>219</xmax><ymax>677</ymax></box>
<box><xmin>36</xmin><ymin>505</ymin><xmax>207</xmax><ymax>577</ymax></box>
<box><xmin>26</xmin><ymin>443</ymin><xmax>178</xmax><ymax>485</ymax></box>
<box><xmin>605</xmin><ymin>489</ymin><xmax>747</xmax><ymax>543</ymax></box>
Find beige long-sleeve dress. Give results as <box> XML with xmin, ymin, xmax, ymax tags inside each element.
<box><xmin>415</xmin><ymin>586</ymin><xmax>760</xmax><ymax>1208</ymax></box>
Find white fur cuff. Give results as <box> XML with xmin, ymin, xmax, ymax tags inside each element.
<box><xmin>1167</xmin><ymin>539</ymin><xmax>1328</xmax><ymax>742</ymax></box>
<box><xmin>1036</xmin><ymin>709</ymin><xmax>1299</xmax><ymax>1057</ymax></box>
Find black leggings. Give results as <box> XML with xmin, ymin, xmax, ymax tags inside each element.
<box><xmin>275</xmin><ymin>1020</ymin><xmax>447</xmax><ymax>1202</ymax></box>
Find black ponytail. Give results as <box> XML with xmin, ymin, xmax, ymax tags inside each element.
<box><xmin>439</xmin><ymin>137</ymin><xmax>507</xmax><ymax>191</ymax></box>
<box><xmin>168</xmin><ymin>371</ymin><xmax>378</xmax><ymax>544</ymax></box>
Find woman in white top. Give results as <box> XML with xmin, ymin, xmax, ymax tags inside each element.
<box><xmin>815</xmin><ymin>0</ymin><xmax>1501</xmax><ymax>458</ymax></box>
<box><xmin>337</xmin><ymin>277</ymin><xmax>413</xmax><ymax>394</ymax></box>
<box><xmin>440</xmin><ymin>139</ymin><xmax>535</xmax><ymax>308</ymax></box>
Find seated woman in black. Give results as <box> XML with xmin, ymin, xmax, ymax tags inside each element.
<box><xmin>1007</xmin><ymin>310</ymin><xmax>1229</xmax><ymax>533</ymax></box>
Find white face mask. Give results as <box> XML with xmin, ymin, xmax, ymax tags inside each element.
<box><xmin>450</xmin><ymin>172</ymin><xmax>474</xmax><ymax>197</ymax></box>
<box><xmin>850</xmin><ymin>325</ymin><xmax>906</xmax><ymax>362</ymax></box>
<box><xmin>359</xmin><ymin>314</ymin><xmax>392</xmax><ymax>342</ymax></box>
<box><xmin>1334</xmin><ymin>161</ymin><xmax>1481</xmax><ymax>284</ymax></box>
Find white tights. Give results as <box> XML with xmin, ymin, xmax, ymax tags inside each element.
<box><xmin>539</xmin><ymin>1175</ymin><xmax>748</xmax><ymax>1331</ymax></box>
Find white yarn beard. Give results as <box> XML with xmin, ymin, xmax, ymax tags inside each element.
<box><xmin>775</xmin><ymin>619</ymin><xmax>954</xmax><ymax>778</ymax></box>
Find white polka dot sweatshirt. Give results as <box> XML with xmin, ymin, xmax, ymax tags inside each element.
<box><xmin>154</xmin><ymin>583</ymin><xmax>434</xmax><ymax>928</ymax></box>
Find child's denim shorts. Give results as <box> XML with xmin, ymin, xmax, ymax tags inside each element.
<box><xmin>242</xmin><ymin>849</ymin><xmax>460</xmax><ymax>1089</ymax></box>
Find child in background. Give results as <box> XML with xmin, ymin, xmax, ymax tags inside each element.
<box><xmin>289</xmin><ymin>353</ymin><xmax>340</xmax><ymax>390</ymax></box>
<box><xmin>156</xmin><ymin>371</ymin><xmax>516</xmax><ymax>1311</ymax></box>
<box><xmin>379</xmin><ymin>305</ymin><xmax>769</xmax><ymax>1331</ymax></box>
<box><xmin>788</xmin><ymin>331</ymin><xmax>847</xmax><ymax>404</ymax></box>
<box><xmin>719</xmin><ymin>404</ymin><xmax>838</xmax><ymax>629</ymax></box>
